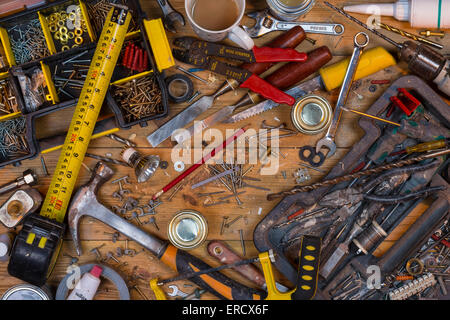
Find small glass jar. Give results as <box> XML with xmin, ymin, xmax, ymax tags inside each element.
<box><xmin>266</xmin><ymin>0</ymin><xmax>316</xmax><ymax>21</ymax></box>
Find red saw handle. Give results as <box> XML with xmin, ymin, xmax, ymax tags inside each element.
<box><xmin>241</xmin><ymin>74</ymin><xmax>295</xmax><ymax>106</ymax></box>
<box><xmin>252</xmin><ymin>46</ymin><xmax>307</xmax><ymax>63</ymax></box>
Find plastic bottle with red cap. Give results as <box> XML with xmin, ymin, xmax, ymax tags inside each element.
<box><xmin>67</xmin><ymin>265</ymin><xmax>103</xmax><ymax>300</ymax></box>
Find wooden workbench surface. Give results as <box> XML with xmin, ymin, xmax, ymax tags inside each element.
<box><xmin>0</xmin><ymin>0</ymin><xmax>448</xmax><ymax>300</ymax></box>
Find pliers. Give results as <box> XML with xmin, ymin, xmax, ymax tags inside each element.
<box><xmin>172</xmin><ymin>37</ymin><xmax>308</xmax><ymax>106</ymax></box>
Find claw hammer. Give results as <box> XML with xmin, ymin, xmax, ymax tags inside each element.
<box><xmin>67</xmin><ymin>162</ymin><xmax>265</xmax><ymax>300</ymax></box>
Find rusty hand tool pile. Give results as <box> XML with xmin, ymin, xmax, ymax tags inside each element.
<box><xmin>0</xmin><ymin>0</ymin><xmax>448</xmax><ymax>303</ymax></box>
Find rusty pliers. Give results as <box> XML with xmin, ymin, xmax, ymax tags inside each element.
<box><xmin>172</xmin><ymin>37</ymin><xmax>308</xmax><ymax>105</ymax></box>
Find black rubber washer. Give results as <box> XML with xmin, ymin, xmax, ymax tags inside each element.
<box><xmin>165</xmin><ymin>74</ymin><xmax>194</xmax><ymax>103</ymax></box>
<box><xmin>159</xmin><ymin>160</ymin><xmax>169</xmax><ymax>169</ymax></box>
<box><xmin>299</xmin><ymin>146</ymin><xmax>326</xmax><ymax>167</ymax></box>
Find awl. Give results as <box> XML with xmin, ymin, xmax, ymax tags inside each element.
<box><xmin>222</xmin><ymin>46</ymin><xmax>397</xmax><ymax>124</ymax></box>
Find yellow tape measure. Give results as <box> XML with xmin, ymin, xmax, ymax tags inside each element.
<box><xmin>40</xmin><ymin>6</ymin><xmax>131</xmax><ymax>222</ymax></box>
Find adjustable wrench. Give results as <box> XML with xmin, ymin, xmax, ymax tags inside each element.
<box><xmin>156</xmin><ymin>0</ymin><xmax>185</xmax><ymax>33</ymax></box>
<box><xmin>243</xmin><ymin>10</ymin><xmax>344</xmax><ymax>38</ymax></box>
<box><xmin>315</xmin><ymin>32</ymin><xmax>369</xmax><ymax>158</ymax></box>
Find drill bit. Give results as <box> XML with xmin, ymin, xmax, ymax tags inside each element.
<box><xmin>267</xmin><ymin>149</ymin><xmax>450</xmax><ymax>200</ymax></box>
<box><xmin>324</xmin><ymin>2</ymin><xmax>403</xmax><ymax>50</ymax></box>
<box><xmin>376</xmin><ymin>22</ymin><xmax>443</xmax><ymax>50</ymax></box>
<box><xmin>106</xmin><ymin>134</ymin><xmax>137</xmax><ymax>148</ymax></box>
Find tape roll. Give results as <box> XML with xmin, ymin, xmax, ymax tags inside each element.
<box><xmin>55</xmin><ymin>263</ymin><xmax>130</xmax><ymax>300</ymax></box>
<box><xmin>165</xmin><ymin>74</ymin><xmax>194</xmax><ymax>103</ymax></box>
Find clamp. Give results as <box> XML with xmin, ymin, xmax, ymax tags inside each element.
<box><xmin>260</xmin><ymin>236</ymin><xmax>321</xmax><ymax>300</ymax></box>
<box><xmin>172</xmin><ymin>37</ymin><xmax>308</xmax><ymax>106</ymax></box>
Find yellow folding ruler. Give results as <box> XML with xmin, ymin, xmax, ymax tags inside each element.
<box><xmin>8</xmin><ymin>6</ymin><xmax>131</xmax><ymax>286</ymax></box>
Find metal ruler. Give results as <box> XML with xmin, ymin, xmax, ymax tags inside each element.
<box><xmin>40</xmin><ymin>7</ymin><xmax>131</xmax><ymax>222</ymax></box>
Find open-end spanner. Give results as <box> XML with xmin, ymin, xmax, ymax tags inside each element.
<box><xmin>167</xmin><ymin>285</ymin><xmax>189</xmax><ymax>298</ymax></box>
<box><xmin>243</xmin><ymin>10</ymin><xmax>344</xmax><ymax>38</ymax></box>
<box><xmin>315</xmin><ymin>32</ymin><xmax>369</xmax><ymax>158</ymax></box>
<box><xmin>156</xmin><ymin>0</ymin><xmax>185</xmax><ymax>33</ymax></box>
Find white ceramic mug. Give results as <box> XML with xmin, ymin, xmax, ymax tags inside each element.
<box><xmin>185</xmin><ymin>0</ymin><xmax>254</xmax><ymax>50</ymax></box>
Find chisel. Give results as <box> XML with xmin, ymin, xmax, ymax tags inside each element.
<box><xmin>146</xmin><ymin>27</ymin><xmax>306</xmax><ymax>147</ymax></box>
<box><xmin>222</xmin><ymin>46</ymin><xmax>396</xmax><ymax>123</ymax></box>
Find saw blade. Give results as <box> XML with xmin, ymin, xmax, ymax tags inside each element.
<box><xmin>222</xmin><ymin>76</ymin><xmax>324</xmax><ymax>123</ymax></box>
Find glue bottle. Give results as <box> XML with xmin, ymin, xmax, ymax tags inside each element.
<box><xmin>343</xmin><ymin>0</ymin><xmax>450</xmax><ymax>28</ymax></box>
<box><xmin>67</xmin><ymin>265</ymin><xmax>103</xmax><ymax>300</ymax></box>
<box><xmin>0</xmin><ymin>232</ymin><xmax>13</xmax><ymax>262</ymax></box>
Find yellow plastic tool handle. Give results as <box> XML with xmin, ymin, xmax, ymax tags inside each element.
<box><xmin>150</xmin><ymin>278</ymin><xmax>167</xmax><ymax>300</ymax></box>
<box><xmin>319</xmin><ymin>46</ymin><xmax>396</xmax><ymax>92</ymax></box>
<box><xmin>259</xmin><ymin>252</ymin><xmax>295</xmax><ymax>300</ymax></box>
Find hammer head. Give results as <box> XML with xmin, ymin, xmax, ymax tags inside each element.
<box><xmin>68</xmin><ymin>162</ymin><xmax>114</xmax><ymax>255</ymax></box>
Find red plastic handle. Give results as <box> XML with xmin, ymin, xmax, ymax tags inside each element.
<box><xmin>252</xmin><ymin>46</ymin><xmax>307</xmax><ymax>63</ymax></box>
<box><xmin>241</xmin><ymin>74</ymin><xmax>295</xmax><ymax>106</ymax></box>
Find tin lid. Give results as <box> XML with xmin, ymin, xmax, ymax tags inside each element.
<box><xmin>168</xmin><ymin>210</ymin><xmax>208</xmax><ymax>250</ymax></box>
<box><xmin>270</xmin><ymin>0</ymin><xmax>315</xmax><ymax>12</ymax></box>
<box><xmin>291</xmin><ymin>95</ymin><xmax>332</xmax><ymax>135</ymax></box>
<box><xmin>1</xmin><ymin>284</ymin><xmax>51</xmax><ymax>300</ymax></box>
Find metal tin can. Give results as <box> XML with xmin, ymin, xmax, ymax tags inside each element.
<box><xmin>168</xmin><ymin>210</ymin><xmax>208</xmax><ymax>250</ymax></box>
<box><xmin>266</xmin><ymin>0</ymin><xmax>316</xmax><ymax>21</ymax></box>
<box><xmin>1</xmin><ymin>284</ymin><xmax>52</xmax><ymax>300</ymax></box>
<box><xmin>291</xmin><ymin>95</ymin><xmax>332</xmax><ymax>135</ymax></box>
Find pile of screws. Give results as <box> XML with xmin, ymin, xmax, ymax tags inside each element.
<box><xmin>111</xmin><ymin>75</ymin><xmax>164</xmax><ymax>123</ymax></box>
<box><xmin>0</xmin><ymin>79</ymin><xmax>19</xmax><ymax>115</ymax></box>
<box><xmin>110</xmin><ymin>175</ymin><xmax>162</xmax><ymax>229</ymax></box>
<box><xmin>121</xmin><ymin>42</ymin><xmax>148</xmax><ymax>73</ymax></box>
<box><xmin>0</xmin><ymin>117</ymin><xmax>30</xmax><ymax>161</ymax></box>
<box><xmin>9</xmin><ymin>19</ymin><xmax>50</xmax><ymax>64</ymax></box>
<box><xmin>86</xmin><ymin>0</ymin><xmax>138</xmax><ymax>35</ymax></box>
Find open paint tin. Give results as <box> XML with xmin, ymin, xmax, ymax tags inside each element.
<box><xmin>168</xmin><ymin>210</ymin><xmax>208</xmax><ymax>250</ymax></box>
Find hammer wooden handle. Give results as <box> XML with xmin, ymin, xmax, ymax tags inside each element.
<box><xmin>265</xmin><ymin>46</ymin><xmax>333</xmax><ymax>89</ymax></box>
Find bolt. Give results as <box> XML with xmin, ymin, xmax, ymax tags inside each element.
<box><xmin>239</xmin><ymin>229</ymin><xmax>246</xmax><ymax>256</ymax></box>
<box><xmin>305</xmin><ymin>37</ymin><xmax>317</xmax><ymax>45</ymax></box>
<box><xmin>147</xmin><ymin>217</ymin><xmax>159</xmax><ymax>230</ymax></box>
<box><xmin>220</xmin><ymin>216</ymin><xmax>228</xmax><ymax>235</ymax></box>
<box><xmin>419</xmin><ymin>30</ymin><xmax>445</xmax><ymax>38</ymax></box>
<box><xmin>187</xmin><ymin>91</ymin><xmax>201</xmax><ymax>103</ymax></box>
<box><xmin>131</xmin><ymin>285</ymin><xmax>149</xmax><ymax>300</ymax></box>
<box><xmin>225</xmin><ymin>215</ymin><xmax>243</xmax><ymax>229</ymax></box>
<box><xmin>106</xmin><ymin>251</ymin><xmax>120</xmax><ymax>263</ymax></box>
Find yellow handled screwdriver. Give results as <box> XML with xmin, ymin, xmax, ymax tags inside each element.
<box><xmin>390</xmin><ymin>139</ymin><xmax>450</xmax><ymax>157</ymax></box>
